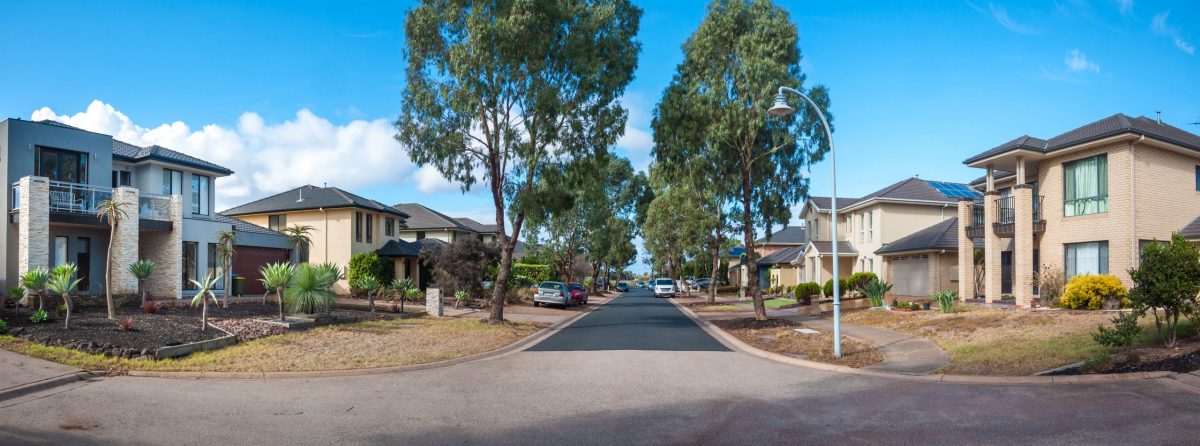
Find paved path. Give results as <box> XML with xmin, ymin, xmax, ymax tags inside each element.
<box><xmin>1</xmin><ymin>289</ymin><xmax>1199</xmax><ymax>445</ymax></box>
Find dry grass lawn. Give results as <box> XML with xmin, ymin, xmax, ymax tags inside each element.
<box><xmin>0</xmin><ymin>316</ymin><xmax>541</xmax><ymax>374</ymax></box>
<box><xmin>712</xmin><ymin>318</ymin><xmax>883</xmax><ymax>368</ymax></box>
<box><xmin>688</xmin><ymin>304</ymin><xmax>745</xmax><ymax>313</ymax></box>
<box><xmin>842</xmin><ymin>306</ymin><xmax>1118</xmax><ymax>375</ymax></box>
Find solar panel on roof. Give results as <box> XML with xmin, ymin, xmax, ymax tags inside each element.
<box><xmin>927</xmin><ymin>181</ymin><xmax>980</xmax><ymax>199</ymax></box>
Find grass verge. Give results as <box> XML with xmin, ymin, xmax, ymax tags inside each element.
<box><xmin>711</xmin><ymin>318</ymin><xmax>882</xmax><ymax>368</ymax></box>
<box><xmin>0</xmin><ymin>316</ymin><xmax>541</xmax><ymax>374</ymax></box>
<box><xmin>690</xmin><ymin>305</ymin><xmax>744</xmax><ymax>313</ymax></box>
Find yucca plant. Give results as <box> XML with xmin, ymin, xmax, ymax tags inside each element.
<box><xmin>190</xmin><ymin>271</ymin><xmax>221</xmax><ymax>332</ymax></box>
<box><xmin>46</xmin><ymin>263</ymin><xmax>83</xmax><ymax>329</ymax></box>
<box><xmin>259</xmin><ymin>262</ymin><xmax>295</xmax><ymax>322</ymax></box>
<box><xmin>129</xmin><ymin>259</ymin><xmax>155</xmax><ymax>306</ymax></box>
<box><xmin>355</xmin><ymin>274</ymin><xmax>382</xmax><ymax>312</ymax></box>
<box><xmin>287</xmin><ymin>263</ymin><xmax>336</xmax><ymax>314</ymax></box>
<box><xmin>932</xmin><ymin>290</ymin><xmax>957</xmax><ymax>314</ymax></box>
<box><xmin>390</xmin><ymin>278</ymin><xmax>416</xmax><ymax>313</ymax></box>
<box><xmin>861</xmin><ymin>278</ymin><xmax>893</xmax><ymax>308</ymax></box>
<box><xmin>20</xmin><ymin>267</ymin><xmax>50</xmax><ymax>312</ymax></box>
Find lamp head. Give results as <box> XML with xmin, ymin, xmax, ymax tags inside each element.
<box><xmin>767</xmin><ymin>93</ymin><xmax>795</xmax><ymax>117</ymax></box>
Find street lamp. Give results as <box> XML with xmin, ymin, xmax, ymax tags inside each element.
<box><xmin>767</xmin><ymin>86</ymin><xmax>843</xmax><ymax>358</ymax></box>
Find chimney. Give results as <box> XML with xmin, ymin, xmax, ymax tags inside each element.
<box><xmin>1156</xmin><ymin>110</ymin><xmax>1162</xmax><ymax>124</ymax></box>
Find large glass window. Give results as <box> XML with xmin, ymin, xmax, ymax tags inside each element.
<box><xmin>385</xmin><ymin>217</ymin><xmax>395</xmax><ymax>237</ymax></box>
<box><xmin>35</xmin><ymin>147</ymin><xmax>89</xmax><ymax>184</ymax></box>
<box><xmin>111</xmin><ymin>170</ymin><xmax>131</xmax><ymax>187</ymax></box>
<box><xmin>1064</xmin><ymin>241</ymin><xmax>1108</xmax><ymax>277</ymax></box>
<box><xmin>268</xmin><ymin>214</ymin><xmax>287</xmax><ymax>231</ymax></box>
<box><xmin>191</xmin><ymin>174</ymin><xmax>211</xmax><ymax>215</ymax></box>
<box><xmin>355</xmin><ymin>212</ymin><xmax>363</xmax><ymax>242</ymax></box>
<box><xmin>162</xmin><ymin>169</ymin><xmax>183</xmax><ymax>195</ymax></box>
<box><xmin>207</xmin><ymin>243</ymin><xmax>223</xmax><ymax>290</ymax></box>
<box><xmin>54</xmin><ymin>236</ymin><xmax>68</xmax><ymax>268</ymax></box>
<box><xmin>1064</xmin><ymin>155</ymin><xmax>1108</xmax><ymax>217</ymax></box>
<box><xmin>183</xmin><ymin>241</ymin><xmax>199</xmax><ymax>290</ymax></box>
<box><xmin>366</xmin><ymin>214</ymin><xmax>374</xmax><ymax>243</ymax></box>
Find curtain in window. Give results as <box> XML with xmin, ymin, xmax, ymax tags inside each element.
<box><xmin>1065</xmin><ymin>156</ymin><xmax>1107</xmax><ymax>216</ymax></box>
<box><xmin>1065</xmin><ymin>241</ymin><xmax>1108</xmax><ymax>277</ymax></box>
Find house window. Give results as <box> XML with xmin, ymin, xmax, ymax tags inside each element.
<box><xmin>867</xmin><ymin>258</ymin><xmax>874</xmax><ymax>273</ymax></box>
<box><xmin>1064</xmin><ymin>241</ymin><xmax>1108</xmax><ymax>277</ymax></box>
<box><xmin>858</xmin><ymin>214</ymin><xmax>864</xmax><ymax>242</ymax></box>
<box><xmin>191</xmin><ymin>174</ymin><xmax>211</xmax><ymax>215</ymax></box>
<box><xmin>207</xmin><ymin>243</ymin><xmax>223</xmax><ymax>290</ymax></box>
<box><xmin>53</xmin><ymin>236</ymin><xmax>68</xmax><ymax>268</ymax></box>
<box><xmin>416</xmin><ymin>231</ymin><xmax>426</xmax><ymax>240</ymax></box>
<box><xmin>1195</xmin><ymin>166</ymin><xmax>1200</xmax><ymax>192</ymax></box>
<box><xmin>366</xmin><ymin>214</ymin><xmax>374</xmax><ymax>243</ymax></box>
<box><xmin>35</xmin><ymin>146</ymin><xmax>89</xmax><ymax>184</ymax></box>
<box><xmin>111</xmin><ymin>170</ymin><xmax>131</xmax><ymax>187</ymax></box>
<box><xmin>867</xmin><ymin>211</ymin><xmax>874</xmax><ymax>241</ymax></box>
<box><xmin>385</xmin><ymin>217</ymin><xmax>395</xmax><ymax>236</ymax></box>
<box><xmin>162</xmin><ymin>169</ymin><xmax>183</xmax><ymax>195</ymax></box>
<box><xmin>183</xmin><ymin>241</ymin><xmax>199</xmax><ymax>290</ymax></box>
<box><xmin>355</xmin><ymin>212</ymin><xmax>363</xmax><ymax>242</ymax></box>
<box><xmin>1063</xmin><ymin>155</ymin><xmax>1108</xmax><ymax>217</ymax></box>
<box><xmin>812</xmin><ymin>220</ymin><xmax>819</xmax><ymax>241</ymax></box>
<box><xmin>268</xmin><ymin>214</ymin><xmax>287</xmax><ymax>232</ymax></box>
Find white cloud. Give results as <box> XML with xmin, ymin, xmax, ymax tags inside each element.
<box><xmin>968</xmin><ymin>2</ymin><xmax>1040</xmax><ymax>34</ymax></box>
<box><xmin>1065</xmin><ymin>49</ymin><xmax>1100</xmax><ymax>72</ymax></box>
<box><xmin>1116</xmin><ymin>0</ymin><xmax>1133</xmax><ymax>15</ymax></box>
<box><xmin>413</xmin><ymin>165</ymin><xmax>462</xmax><ymax>194</ymax></box>
<box><xmin>30</xmin><ymin>100</ymin><xmax>416</xmax><ymax>211</ymax></box>
<box><xmin>1152</xmin><ymin>11</ymin><xmax>1195</xmax><ymax>55</ymax></box>
<box><xmin>614</xmin><ymin>92</ymin><xmax>654</xmax><ymax>173</ymax></box>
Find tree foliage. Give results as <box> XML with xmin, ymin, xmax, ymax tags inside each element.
<box><xmin>1127</xmin><ymin>233</ymin><xmax>1200</xmax><ymax>348</ymax></box>
<box><xmin>421</xmin><ymin>235</ymin><xmax>500</xmax><ymax>299</ymax></box>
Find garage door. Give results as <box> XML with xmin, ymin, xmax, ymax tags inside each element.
<box><xmin>233</xmin><ymin>246</ymin><xmax>291</xmax><ymax>295</ymax></box>
<box><xmin>891</xmin><ymin>256</ymin><xmax>929</xmax><ymax>297</ymax></box>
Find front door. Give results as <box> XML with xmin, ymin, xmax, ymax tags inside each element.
<box><xmin>76</xmin><ymin>237</ymin><xmax>90</xmax><ymax>292</ymax></box>
<box><xmin>1001</xmin><ymin>251</ymin><xmax>1013</xmax><ymax>295</ymax></box>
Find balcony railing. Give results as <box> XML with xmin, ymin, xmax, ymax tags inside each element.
<box><xmin>138</xmin><ymin>193</ymin><xmax>171</xmax><ymax>221</ymax></box>
<box><xmin>49</xmin><ymin>181</ymin><xmax>112</xmax><ymax>215</ymax></box>
<box><xmin>993</xmin><ymin>195</ymin><xmax>1046</xmax><ymax>236</ymax></box>
<box><xmin>965</xmin><ymin>203</ymin><xmax>984</xmax><ymax>238</ymax></box>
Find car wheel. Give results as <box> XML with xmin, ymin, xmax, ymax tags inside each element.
<box><xmin>534</xmin><ymin>301</ymin><xmax>540</xmax><ymax>307</ymax></box>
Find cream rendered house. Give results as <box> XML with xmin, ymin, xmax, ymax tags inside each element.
<box><xmin>957</xmin><ymin>113</ymin><xmax>1200</xmax><ymax>308</ymax></box>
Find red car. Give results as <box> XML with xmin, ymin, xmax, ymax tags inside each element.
<box><xmin>567</xmin><ymin>282</ymin><xmax>589</xmax><ymax>305</ymax></box>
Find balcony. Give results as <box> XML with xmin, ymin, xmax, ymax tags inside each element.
<box><xmin>964</xmin><ymin>204</ymin><xmax>984</xmax><ymax>239</ymax></box>
<box><xmin>10</xmin><ymin>180</ymin><xmax>172</xmax><ymax>224</ymax></box>
<box><xmin>992</xmin><ymin>195</ymin><xmax>1045</xmax><ymax>236</ymax></box>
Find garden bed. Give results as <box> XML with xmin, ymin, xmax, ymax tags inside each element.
<box><xmin>1047</xmin><ymin>336</ymin><xmax>1200</xmax><ymax>375</ymax></box>
<box><xmin>711</xmin><ymin>317</ymin><xmax>882</xmax><ymax>368</ymax></box>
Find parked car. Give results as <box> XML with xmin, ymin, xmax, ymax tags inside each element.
<box><xmin>653</xmin><ymin>278</ymin><xmax>676</xmax><ymax>298</ymax></box>
<box><xmin>694</xmin><ymin>278</ymin><xmax>712</xmax><ymax>289</ymax></box>
<box><xmin>533</xmin><ymin>281</ymin><xmax>571</xmax><ymax>308</ymax></box>
<box><xmin>568</xmin><ymin>282</ymin><xmax>589</xmax><ymax>305</ymax></box>
<box><xmin>616</xmin><ymin>281</ymin><xmax>630</xmax><ymax>292</ymax></box>
<box><xmin>636</xmin><ymin>281</ymin><xmax>646</xmax><ymax>288</ymax></box>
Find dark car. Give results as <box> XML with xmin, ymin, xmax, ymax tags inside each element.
<box><xmin>616</xmin><ymin>282</ymin><xmax>630</xmax><ymax>292</ymax></box>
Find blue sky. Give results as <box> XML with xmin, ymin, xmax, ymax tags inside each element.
<box><xmin>2</xmin><ymin>1</ymin><xmax>1197</xmax><ymax>272</ymax></box>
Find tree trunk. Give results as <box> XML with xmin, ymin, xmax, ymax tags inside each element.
<box><xmin>368</xmin><ymin>291</ymin><xmax>375</xmax><ymax>312</ymax></box>
<box><xmin>277</xmin><ymin>288</ymin><xmax>285</xmax><ymax>322</ymax></box>
<box><xmin>106</xmin><ymin>221</ymin><xmax>116</xmax><ymax>320</ymax></box>
<box><xmin>708</xmin><ymin>237</ymin><xmax>721</xmax><ymax>305</ymax></box>
<box><xmin>223</xmin><ymin>262</ymin><xmax>231</xmax><ymax>309</ymax></box>
<box><xmin>62</xmin><ymin>293</ymin><xmax>71</xmax><ymax>329</ymax></box>
<box><xmin>741</xmin><ymin>166</ymin><xmax>765</xmax><ymax>320</ymax></box>
<box><xmin>139</xmin><ymin>279</ymin><xmax>146</xmax><ymax>307</ymax></box>
<box><xmin>201</xmin><ymin>297</ymin><xmax>208</xmax><ymax>332</ymax></box>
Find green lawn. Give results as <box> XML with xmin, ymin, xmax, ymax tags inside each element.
<box><xmin>763</xmin><ymin>298</ymin><xmax>799</xmax><ymax>310</ymax></box>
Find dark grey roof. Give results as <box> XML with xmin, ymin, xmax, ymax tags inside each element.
<box><xmin>1182</xmin><ymin>214</ymin><xmax>1200</xmax><ymax>240</ymax></box>
<box><xmin>808</xmin><ymin>196</ymin><xmax>860</xmax><ymax>211</ymax></box>
<box><xmin>393</xmin><ymin>203</ymin><xmax>476</xmax><ymax>231</ymax></box>
<box><xmin>969</xmin><ymin>170</ymin><xmax>1015</xmax><ymax>186</ymax></box>
<box><xmin>376</xmin><ymin>239</ymin><xmax>422</xmax><ymax>257</ymax></box>
<box><xmin>849</xmin><ymin>177</ymin><xmax>973</xmax><ymax>206</ymax></box>
<box><xmin>223</xmin><ymin>185</ymin><xmax>409</xmax><ymax>218</ymax></box>
<box><xmin>755</xmin><ymin>226</ymin><xmax>807</xmax><ymax>245</ymax></box>
<box><xmin>964</xmin><ymin>114</ymin><xmax>1200</xmax><ymax>165</ymax></box>
<box><xmin>212</xmin><ymin>213</ymin><xmax>286</xmax><ymax>237</ymax></box>
<box><xmin>875</xmin><ymin>217</ymin><xmax>983</xmax><ymax>255</ymax></box>
<box><xmin>756</xmin><ymin>246</ymin><xmax>805</xmax><ymax>265</ymax></box>
<box><xmin>456</xmin><ymin>217</ymin><xmax>497</xmax><ymax>233</ymax></box>
<box><xmin>807</xmin><ymin>240</ymin><xmax>858</xmax><ymax>255</ymax></box>
<box><xmin>34</xmin><ymin>119</ymin><xmax>233</xmax><ymax>175</ymax></box>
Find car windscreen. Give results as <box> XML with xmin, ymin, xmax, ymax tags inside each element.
<box><xmin>568</xmin><ymin>284</ymin><xmax>583</xmax><ymax>290</ymax></box>
<box><xmin>655</xmin><ymin>279</ymin><xmax>673</xmax><ymax>285</ymax></box>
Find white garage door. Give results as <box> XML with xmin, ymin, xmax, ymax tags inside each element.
<box><xmin>891</xmin><ymin>257</ymin><xmax>929</xmax><ymax>297</ymax></box>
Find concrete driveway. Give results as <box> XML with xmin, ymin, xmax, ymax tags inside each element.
<box><xmin>1</xmin><ymin>288</ymin><xmax>1199</xmax><ymax>445</ymax></box>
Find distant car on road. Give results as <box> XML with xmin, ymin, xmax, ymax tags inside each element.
<box><xmin>568</xmin><ymin>282</ymin><xmax>589</xmax><ymax>305</ymax></box>
<box><xmin>616</xmin><ymin>282</ymin><xmax>630</xmax><ymax>292</ymax></box>
<box><xmin>533</xmin><ymin>281</ymin><xmax>571</xmax><ymax>308</ymax></box>
<box><xmin>693</xmin><ymin>278</ymin><xmax>712</xmax><ymax>289</ymax></box>
<box><xmin>636</xmin><ymin>281</ymin><xmax>646</xmax><ymax>288</ymax></box>
<box><xmin>653</xmin><ymin>278</ymin><xmax>676</xmax><ymax>298</ymax></box>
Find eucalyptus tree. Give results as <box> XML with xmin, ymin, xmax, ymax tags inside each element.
<box><xmin>96</xmin><ymin>199</ymin><xmax>129</xmax><ymax>319</ymax></box>
<box><xmin>396</xmin><ymin>0</ymin><xmax>642</xmax><ymax>323</ymax></box>
<box><xmin>641</xmin><ymin>185</ymin><xmax>707</xmax><ymax>286</ymax></box>
<box><xmin>654</xmin><ymin>0</ymin><xmax>832</xmax><ymax>319</ymax></box>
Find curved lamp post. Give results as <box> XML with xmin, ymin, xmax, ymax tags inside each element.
<box><xmin>767</xmin><ymin>86</ymin><xmax>842</xmax><ymax>358</ymax></box>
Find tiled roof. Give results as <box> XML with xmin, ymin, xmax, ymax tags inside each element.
<box><xmin>456</xmin><ymin>217</ymin><xmax>497</xmax><ymax>233</ymax></box>
<box><xmin>223</xmin><ymin>185</ymin><xmax>409</xmax><ymax>218</ymax></box>
<box><xmin>847</xmin><ymin>177</ymin><xmax>974</xmax><ymax>208</ymax></box>
<box><xmin>756</xmin><ymin>246</ymin><xmax>805</xmax><ymax>265</ymax></box>
<box><xmin>964</xmin><ymin>114</ymin><xmax>1200</xmax><ymax>164</ymax></box>
<box><xmin>211</xmin><ymin>213</ymin><xmax>286</xmax><ymax>237</ymax></box>
<box><xmin>393</xmin><ymin>203</ymin><xmax>476</xmax><ymax>231</ymax></box>
<box><xmin>808</xmin><ymin>196</ymin><xmax>860</xmax><ymax>210</ymax></box>
<box><xmin>34</xmin><ymin>120</ymin><xmax>232</xmax><ymax>175</ymax></box>
<box><xmin>376</xmin><ymin>239</ymin><xmax>423</xmax><ymax>257</ymax></box>
<box><xmin>1182</xmin><ymin>214</ymin><xmax>1200</xmax><ymax>240</ymax></box>
<box><xmin>875</xmin><ymin>217</ymin><xmax>983</xmax><ymax>255</ymax></box>
<box><xmin>807</xmin><ymin>240</ymin><xmax>858</xmax><ymax>255</ymax></box>
<box><xmin>755</xmin><ymin>226</ymin><xmax>807</xmax><ymax>245</ymax></box>
<box><xmin>968</xmin><ymin>170</ymin><xmax>1015</xmax><ymax>186</ymax></box>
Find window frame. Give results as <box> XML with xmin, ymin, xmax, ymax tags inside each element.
<box><xmin>183</xmin><ymin>241</ymin><xmax>199</xmax><ymax>290</ymax></box>
<box><xmin>1063</xmin><ymin>154</ymin><xmax>1109</xmax><ymax>217</ymax></box>
<box><xmin>163</xmin><ymin>169</ymin><xmax>183</xmax><ymax>195</ymax></box>
<box><xmin>1064</xmin><ymin>241</ymin><xmax>1109</xmax><ymax>277</ymax></box>
<box><xmin>268</xmin><ymin>214</ymin><xmax>287</xmax><ymax>232</ymax></box>
<box><xmin>355</xmin><ymin>212</ymin><xmax>364</xmax><ymax>242</ymax></box>
<box><xmin>35</xmin><ymin>146</ymin><xmax>89</xmax><ymax>184</ymax></box>
<box><xmin>191</xmin><ymin>174</ymin><xmax>211</xmax><ymax>215</ymax></box>
<box><xmin>366</xmin><ymin>214</ymin><xmax>374</xmax><ymax>243</ymax></box>
<box><xmin>385</xmin><ymin>217</ymin><xmax>395</xmax><ymax>237</ymax></box>
<box><xmin>111</xmin><ymin>170</ymin><xmax>132</xmax><ymax>188</ymax></box>
<box><xmin>207</xmin><ymin>242</ymin><xmax>223</xmax><ymax>290</ymax></box>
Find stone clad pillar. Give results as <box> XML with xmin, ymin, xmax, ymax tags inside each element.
<box><xmin>110</xmin><ymin>187</ymin><xmax>140</xmax><ymax>295</ymax></box>
<box><xmin>140</xmin><ymin>195</ymin><xmax>184</xmax><ymax>300</ymax></box>
<box><xmin>17</xmin><ymin>176</ymin><xmax>50</xmax><ymax>277</ymax></box>
<box><xmin>1013</xmin><ymin>186</ymin><xmax>1034</xmax><ymax>308</ymax></box>
<box><xmin>983</xmin><ymin>191</ymin><xmax>1002</xmax><ymax>303</ymax></box>
<box><xmin>957</xmin><ymin>199</ymin><xmax>975</xmax><ymax>301</ymax></box>
<box><xmin>426</xmin><ymin>288</ymin><xmax>442</xmax><ymax>317</ymax></box>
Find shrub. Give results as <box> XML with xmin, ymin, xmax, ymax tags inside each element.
<box><xmin>861</xmin><ymin>279</ymin><xmax>892</xmax><ymax>307</ymax></box>
<box><xmin>118</xmin><ymin>316</ymin><xmax>135</xmax><ymax>332</ymax></box>
<box><xmin>142</xmin><ymin>300</ymin><xmax>160</xmax><ymax>314</ymax></box>
<box><xmin>793</xmin><ymin>282</ymin><xmax>821</xmax><ymax>302</ymax></box>
<box><xmin>454</xmin><ymin>290</ymin><xmax>469</xmax><ymax>308</ymax></box>
<box><xmin>0</xmin><ymin>319</ymin><xmax>7</xmax><ymax>334</ymax></box>
<box><xmin>1128</xmin><ymin>234</ymin><xmax>1200</xmax><ymax>348</ymax></box>
<box><xmin>421</xmin><ymin>235</ymin><xmax>498</xmax><ymax>298</ymax></box>
<box><xmin>347</xmin><ymin>253</ymin><xmax>392</xmax><ymax>293</ymax></box>
<box><xmin>56</xmin><ymin>303</ymin><xmax>68</xmax><ymax>318</ymax></box>
<box><xmin>848</xmin><ymin>272</ymin><xmax>878</xmax><ymax>291</ymax></box>
<box><xmin>931</xmin><ymin>290</ymin><xmax>957</xmax><ymax>313</ymax></box>
<box><xmin>823</xmin><ymin>278</ymin><xmax>850</xmax><ymax>298</ymax></box>
<box><xmin>511</xmin><ymin>263</ymin><xmax>552</xmax><ymax>284</ymax></box>
<box><xmin>1092</xmin><ymin>311</ymin><xmax>1141</xmax><ymax>353</ymax></box>
<box><xmin>1060</xmin><ymin>275</ymin><xmax>1127</xmax><ymax>310</ymax></box>
<box><xmin>287</xmin><ymin>263</ymin><xmax>337</xmax><ymax>314</ymax></box>
<box><xmin>29</xmin><ymin>309</ymin><xmax>48</xmax><ymax>324</ymax></box>
<box><xmin>1035</xmin><ymin>265</ymin><xmax>1065</xmax><ymax>308</ymax></box>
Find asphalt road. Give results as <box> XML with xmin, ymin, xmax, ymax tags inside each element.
<box><xmin>2</xmin><ymin>288</ymin><xmax>1199</xmax><ymax>445</ymax></box>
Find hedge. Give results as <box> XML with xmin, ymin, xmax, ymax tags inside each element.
<box><xmin>347</xmin><ymin>252</ymin><xmax>392</xmax><ymax>291</ymax></box>
<box><xmin>823</xmin><ymin>278</ymin><xmax>850</xmax><ymax>297</ymax></box>
<box><xmin>794</xmin><ymin>282</ymin><xmax>821</xmax><ymax>300</ymax></box>
<box><xmin>848</xmin><ymin>272</ymin><xmax>878</xmax><ymax>291</ymax></box>
<box><xmin>511</xmin><ymin>263</ymin><xmax>552</xmax><ymax>285</ymax></box>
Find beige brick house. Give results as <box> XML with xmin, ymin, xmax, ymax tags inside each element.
<box><xmin>957</xmin><ymin>113</ymin><xmax>1200</xmax><ymax>308</ymax></box>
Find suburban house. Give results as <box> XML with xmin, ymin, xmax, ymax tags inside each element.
<box><xmin>393</xmin><ymin>202</ymin><xmax>524</xmax><ymax>258</ymax></box>
<box><xmin>223</xmin><ymin>185</ymin><xmax>417</xmax><ymax>294</ymax></box>
<box><xmin>794</xmin><ymin>178</ymin><xmax>975</xmax><ymax>295</ymax></box>
<box><xmin>727</xmin><ymin>225</ymin><xmax>806</xmax><ymax>289</ymax></box>
<box><xmin>875</xmin><ymin>217</ymin><xmax>982</xmax><ymax>299</ymax></box>
<box><xmin>1</xmin><ymin>118</ymin><xmax>286</xmax><ymax>300</ymax></box>
<box><xmin>957</xmin><ymin>113</ymin><xmax>1200</xmax><ymax>308</ymax></box>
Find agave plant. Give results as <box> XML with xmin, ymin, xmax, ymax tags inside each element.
<box><xmin>861</xmin><ymin>278</ymin><xmax>893</xmax><ymax>308</ymax></box>
<box><xmin>19</xmin><ymin>267</ymin><xmax>50</xmax><ymax>312</ymax></box>
<box><xmin>287</xmin><ymin>263</ymin><xmax>336</xmax><ymax>314</ymax></box>
<box><xmin>128</xmin><ymin>259</ymin><xmax>155</xmax><ymax>306</ymax></box>
<box><xmin>390</xmin><ymin>278</ymin><xmax>416</xmax><ymax>313</ymax></box>
<box><xmin>259</xmin><ymin>262</ymin><xmax>295</xmax><ymax>322</ymax></box>
<box><xmin>932</xmin><ymin>290</ymin><xmax>957</xmax><ymax>314</ymax></box>
<box><xmin>355</xmin><ymin>274</ymin><xmax>382</xmax><ymax>313</ymax></box>
<box><xmin>46</xmin><ymin>263</ymin><xmax>83</xmax><ymax>329</ymax></box>
<box><xmin>190</xmin><ymin>271</ymin><xmax>221</xmax><ymax>332</ymax></box>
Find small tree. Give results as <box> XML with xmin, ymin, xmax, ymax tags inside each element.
<box><xmin>1127</xmin><ymin>234</ymin><xmax>1200</xmax><ymax>348</ymax></box>
<box><xmin>259</xmin><ymin>262</ymin><xmax>295</xmax><ymax>322</ymax></box>
<box><xmin>190</xmin><ymin>271</ymin><xmax>221</xmax><ymax>332</ymax></box>
<box><xmin>129</xmin><ymin>259</ymin><xmax>155</xmax><ymax>306</ymax></box>
<box><xmin>46</xmin><ymin>263</ymin><xmax>83</xmax><ymax>329</ymax></box>
<box><xmin>96</xmin><ymin>199</ymin><xmax>129</xmax><ymax>320</ymax></box>
<box><xmin>355</xmin><ymin>274</ymin><xmax>382</xmax><ymax>313</ymax></box>
<box><xmin>421</xmin><ymin>235</ymin><xmax>499</xmax><ymax>302</ymax></box>
<box><xmin>283</xmin><ymin>224</ymin><xmax>315</xmax><ymax>265</ymax></box>
<box><xmin>216</xmin><ymin>230</ymin><xmax>237</xmax><ymax>309</ymax></box>
<box><xmin>391</xmin><ymin>278</ymin><xmax>417</xmax><ymax>313</ymax></box>
<box><xmin>1092</xmin><ymin>311</ymin><xmax>1142</xmax><ymax>354</ymax></box>
<box><xmin>1035</xmin><ymin>264</ymin><xmax>1065</xmax><ymax>308</ymax></box>
<box><xmin>19</xmin><ymin>267</ymin><xmax>50</xmax><ymax>312</ymax></box>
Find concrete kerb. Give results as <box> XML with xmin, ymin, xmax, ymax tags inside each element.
<box><xmin>668</xmin><ymin>297</ymin><xmax>1179</xmax><ymax>386</ymax></box>
<box><xmin>122</xmin><ymin>294</ymin><xmax>616</xmax><ymax>380</ymax></box>
<box><xmin>0</xmin><ymin>371</ymin><xmax>102</xmax><ymax>402</ymax></box>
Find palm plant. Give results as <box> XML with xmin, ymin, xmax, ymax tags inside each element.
<box><xmin>454</xmin><ymin>290</ymin><xmax>468</xmax><ymax>309</ymax></box>
<box><xmin>129</xmin><ymin>259</ymin><xmax>155</xmax><ymax>306</ymax></box>
<box><xmin>19</xmin><ymin>267</ymin><xmax>50</xmax><ymax>312</ymax></box>
<box><xmin>390</xmin><ymin>278</ymin><xmax>416</xmax><ymax>313</ymax></box>
<box><xmin>190</xmin><ymin>271</ymin><xmax>221</xmax><ymax>332</ymax></box>
<box><xmin>259</xmin><ymin>262</ymin><xmax>295</xmax><ymax>322</ymax></box>
<box><xmin>282</xmin><ymin>224</ymin><xmax>315</xmax><ymax>265</ymax></box>
<box><xmin>215</xmin><ymin>230</ymin><xmax>237</xmax><ymax>309</ymax></box>
<box><xmin>46</xmin><ymin>263</ymin><xmax>83</xmax><ymax>329</ymax></box>
<box><xmin>861</xmin><ymin>278</ymin><xmax>893</xmax><ymax>308</ymax></box>
<box><xmin>287</xmin><ymin>263</ymin><xmax>336</xmax><ymax>314</ymax></box>
<box><xmin>355</xmin><ymin>274</ymin><xmax>382</xmax><ymax>312</ymax></box>
<box><xmin>96</xmin><ymin>198</ymin><xmax>129</xmax><ymax>320</ymax></box>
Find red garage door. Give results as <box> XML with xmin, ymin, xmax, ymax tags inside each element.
<box><xmin>233</xmin><ymin>246</ymin><xmax>290</xmax><ymax>295</ymax></box>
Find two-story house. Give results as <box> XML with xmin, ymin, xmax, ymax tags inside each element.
<box><xmin>727</xmin><ymin>226</ymin><xmax>808</xmax><ymax>289</ymax></box>
<box><xmin>1</xmin><ymin>118</ymin><xmax>276</xmax><ymax>300</ymax></box>
<box><xmin>957</xmin><ymin>113</ymin><xmax>1200</xmax><ymax>308</ymax></box>
<box><xmin>392</xmin><ymin>203</ymin><xmax>524</xmax><ymax>257</ymax></box>
<box><xmin>223</xmin><ymin>185</ymin><xmax>416</xmax><ymax>294</ymax></box>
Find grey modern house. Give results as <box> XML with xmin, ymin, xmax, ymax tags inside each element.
<box><xmin>2</xmin><ymin>118</ymin><xmax>287</xmax><ymax>299</ymax></box>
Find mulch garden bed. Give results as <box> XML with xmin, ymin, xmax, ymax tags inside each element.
<box><xmin>710</xmin><ymin>317</ymin><xmax>884</xmax><ymax>368</ymax></box>
<box><xmin>1049</xmin><ymin>336</ymin><xmax>1200</xmax><ymax>375</ymax></box>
